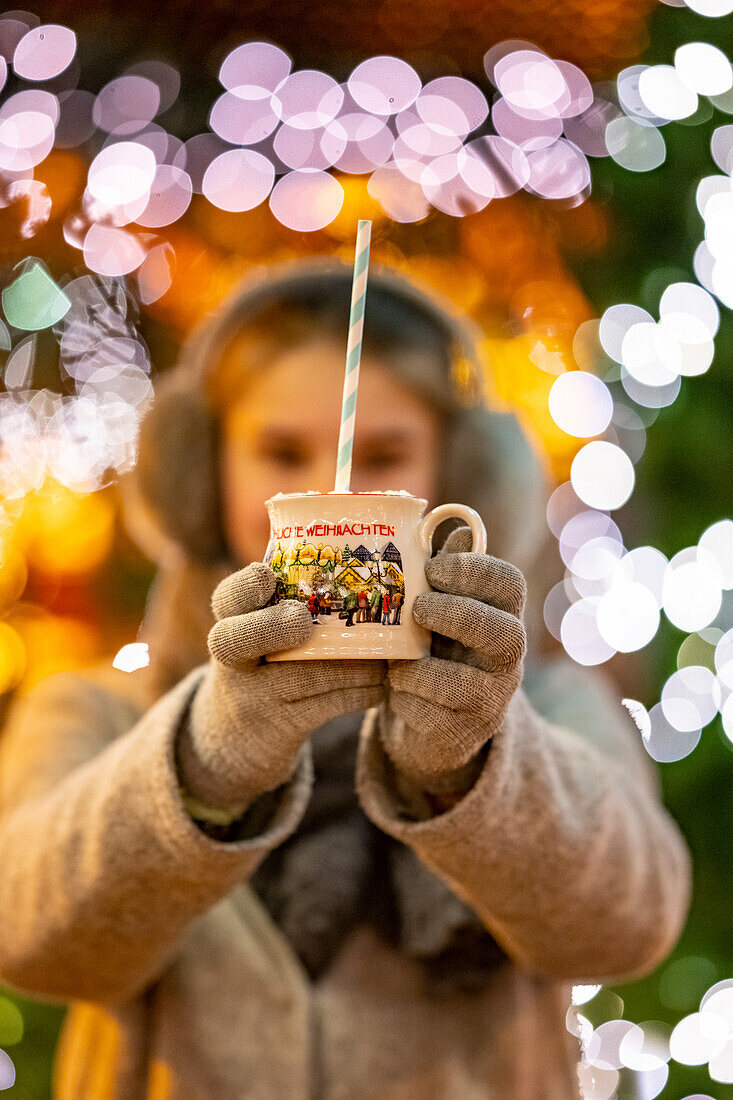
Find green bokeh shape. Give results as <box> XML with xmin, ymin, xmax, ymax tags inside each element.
<box><xmin>0</xmin><ymin>997</ymin><xmax>24</xmax><ymax>1046</ymax></box>
<box><xmin>1</xmin><ymin>266</ymin><xmax>71</xmax><ymax>332</ymax></box>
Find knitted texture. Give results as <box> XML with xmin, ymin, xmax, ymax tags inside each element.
<box><xmin>0</xmin><ymin>584</ymin><xmax>692</xmax><ymax>1097</ymax></box>
<box><xmin>177</xmin><ymin>562</ymin><xmax>386</xmax><ymax>811</ymax></box>
<box><xmin>379</xmin><ymin>526</ymin><xmax>527</xmax><ymax>793</ymax></box>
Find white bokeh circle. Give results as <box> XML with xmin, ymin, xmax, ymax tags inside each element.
<box><xmin>548</xmin><ymin>372</ymin><xmax>613</xmax><ymax>437</ymax></box>
<box><xmin>597</xmin><ymin>581</ymin><xmax>660</xmax><ymax>652</ymax></box>
<box><xmin>571</xmin><ymin>442</ymin><xmax>635</xmax><ymax>511</ymax></box>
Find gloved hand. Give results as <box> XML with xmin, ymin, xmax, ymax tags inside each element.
<box><xmin>377</xmin><ymin>526</ymin><xmax>527</xmax><ymax>798</ymax></box>
<box><xmin>176</xmin><ymin>562</ymin><xmax>387</xmax><ymax>814</ymax></box>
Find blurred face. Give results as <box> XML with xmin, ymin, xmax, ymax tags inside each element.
<box><xmin>219</xmin><ymin>337</ymin><xmax>442</xmax><ymax>564</ymax></box>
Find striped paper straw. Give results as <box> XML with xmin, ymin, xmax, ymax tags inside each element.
<box><xmin>334</xmin><ymin>219</ymin><xmax>372</xmax><ymax>492</ymax></box>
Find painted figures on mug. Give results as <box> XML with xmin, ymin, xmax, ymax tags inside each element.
<box><xmin>264</xmin><ymin>537</ymin><xmax>406</xmax><ymax>628</ymax></box>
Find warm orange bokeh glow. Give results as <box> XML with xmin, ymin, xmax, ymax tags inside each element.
<box><xmin>14</xmin><ymin>481</ymin><xmax>116</xmax><ymax>578</ymax></box>
<box><xmin>0</xmin><ymin>546</ymin><xmax>28</xmax><ymax>619</ymax></box>
<box><xmin>40</xmin><ymin>151</ymin><xmax>87</xmax><ymax>223</ymax></box>
<box><xmin>0</xmin><ymin>621</ymin><xmax>26</xmax><ymax>695</ymax></box>
<box><xmin>9</xmin><ymin>606</ymin><xmax>100</xmax><ymax>692</ymax></box>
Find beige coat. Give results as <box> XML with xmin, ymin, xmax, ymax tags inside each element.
<box><xmin>0</xmin><ymin>260</ymin><xmax>692</xmax><ymax>1097</ymax></box>
<box><xmin>0</xmin><ymin>564</ymin><xmax>690</xmax><ymax>1099</ymax></box>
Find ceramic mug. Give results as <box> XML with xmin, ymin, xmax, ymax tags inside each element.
<box><xmin>263</xmin><ymin>491</ymin><xmax>487</xmax><ymax>661</ymax></box>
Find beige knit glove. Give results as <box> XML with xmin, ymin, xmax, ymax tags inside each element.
<box><xmin>176</xmin><ymin>562</ymin><xmax>387</xmax><ymax>815</ymax></box>
<box><xmin>378</xmin><ymin>526</ymin><xmax>527</xmax><ymax>799</ymax></box>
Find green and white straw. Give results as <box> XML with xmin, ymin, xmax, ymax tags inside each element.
<box><xmin>334</xmin><ymin>219</ymin><xmax>372</xmax><ymax>492</ymax></box>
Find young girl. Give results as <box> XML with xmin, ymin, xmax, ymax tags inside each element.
<box><xmin>0</xmin><ymin>259</ymin><xmax>691</xmax><ymax>1099</ymax></box>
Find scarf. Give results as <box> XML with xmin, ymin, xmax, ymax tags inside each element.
<box><xmin>140</xmin><ymin>557</ymin><xmax>508</xmax><ymax>988</ymax></box>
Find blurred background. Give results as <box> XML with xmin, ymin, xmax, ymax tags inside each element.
<box><xmin>0</xmin><ymin>1</ymin><xmax>731</xmax><ymax>1097</ymax></box>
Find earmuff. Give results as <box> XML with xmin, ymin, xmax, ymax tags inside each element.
<box><xmin>122</xmin><ymin>258</ymin><xmax>549</xmax><ymax>575</ymax></box>
<box><xmin>126</xmin><ymin>371</ymin><xmax>225</xmax><ymax>565</ymax></box>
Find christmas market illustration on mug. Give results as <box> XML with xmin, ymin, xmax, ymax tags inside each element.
<box><xmin>264</xmin><ymin>539</ymin><xmax>406</xmax><ymax>627</ymax></box>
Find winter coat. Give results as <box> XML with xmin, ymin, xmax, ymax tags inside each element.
<box><xmin>0</xmin><ymin>258</ymin><xmax>691</xmax><ymax>1099</ymax></box>
<box><xmin>0</xmin><ymin>592</ymin><xmax>691</xmax><ymax>1099</ymax></box>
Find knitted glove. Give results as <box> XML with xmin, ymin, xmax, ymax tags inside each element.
<box><xmin>378</xmin><ymin>525</ymin><xmax>527</xmax><ymax>799</ymax></box>
<box><xmin>176</xmin><ymin>562</ymin><xmax>387</xmax><ymax>815</ymax></box>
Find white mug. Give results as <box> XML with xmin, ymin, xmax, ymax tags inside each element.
<box><xmin>263</xmin><ymin>491</ymin><xmax>487</xmax><ymax>661</ymax></box>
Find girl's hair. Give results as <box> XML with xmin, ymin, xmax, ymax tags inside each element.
<box><xmin>204</xmin><ymin>269</ymin><xmax>461</xmax><ymax>417</ymax></box>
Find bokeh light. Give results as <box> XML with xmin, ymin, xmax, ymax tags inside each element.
<box><xmin>202</xmin><ymin>148</ymin><xmax>275</xmax><ymax>212</ymax></box>
<box><xmin>17</xmin><ymin>482</ymin><xmax>115</xmax><ymax>575</ymax></box>
<box><xmin>93</xmin><ymin>76</ymin><xmax>160</xmax><ymax>135</ymax></box>
<box><xmin>622</xmin><ymin>697</ymin><xmax>652</xmax><ymax>739</ymax></box>
<box><xmin>0</xmin><ymin>621</ymin><xmax>26</xmax><ymax>693</ymax></box>
<box><xmin>548</xmin><ymin>371</ymin><xmax>613</xmax><ymax>437</ymax></box>
<box><xmin>136</xmin><ymin>165</ymin><xmax>192</xmax><ymax>227</ymax></box>
<box><xmin>0</xmin><ymin>1048</ymin><xmax>15</xmax><ymax>1090</ymax></box>
<box><xmin>87</xmin><ymin>141</ymin><xmax>157</xmax><ymax>206</ymax></box>
<box><xmin>13</xmin><ymin>24</ymin><xmax>76</xmax><ymax>82</ymax></box>
<box><xmin>269</xmin><ymin>170</ymin><xmax>344</xmax><ymax>231</ymax></box>
<box><xmin>570</xmin><ymin>441</ymin><xmax>635</xmax><ymax>510</ymax></box>
<box><xmin>561</xmin><ymin>596</ymin><xmax>617</xmax><ymax>665</ymax></box>
<box><xmin>670</xmin><ymin>1012</ymin><xmax>727</xmax><ymax>1066</ymax></box>
<box><xmin>643</xmin><ymin>703</ymin><xmax>701</xmax><ymax>763</ymax></box>
<box><xmin>219</xmin><ymin>41</ymin><xmax>291</xmax><ymax>96</ymax></box>
<box><xmin>638</xmin><ymin>65</ymin><xmax>699</xmax><ymax>120</ymax></box>
<box><xmin>605</xmin><ymin>117</ymin><xmax>666</xmax><ymax>172</ymax></box>
<box><xmin>348</xmin><ymin>56</ymin><xmax>421</xmax><ymax>115</ymax></box>
<box><xmin>112</xmin><ymin>642</ymin><xmax>150</xmax><ymax>672</ymax></box>
<box><xmin>0</xmin><ymin>995</ymin><xmax>23</xmax><ymax>1046</ymax></box>
<box><xmin>0</xmin><ymin>11</ymin><xmax>729</xmax><ymax>1098</ymax></box>
<box><xmin>662</xmin><ymin>548</ymin><xmax>723</xmax><ymax>632</ymax></box>
<box><xmin>660</xmin><ymin>665</ymin><xmax>721</xmax><ymax>731</ymax></box>
<box><xmin>597</xmin><ymin>581</ymin><xmax>660</xmax><ymax>652</ymax></box>
<box><xmin>675</xmin><ymin>42</ymin><xmax>733</xmax><ymax>97</ymax></box>
<box><xmin>2</xmin><ymin>262</ymin><xmax>70</xmax><ymax>330</ymax></box>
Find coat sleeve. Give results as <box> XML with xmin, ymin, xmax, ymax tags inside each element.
<box><xmin>0</xmin><ymin>666</ymin><xmax>312</xmax><ymax>1005</ymax></box>
<box><xmin>356</xmin><ymin>657</ymin><xmax>692</xmax><ymax>985</ymax></box>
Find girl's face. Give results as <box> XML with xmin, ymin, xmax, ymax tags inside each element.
<box><xmin>219</xmin><ymin>337</ymin><xmax>442</xmax><ymax>564</ymax></box>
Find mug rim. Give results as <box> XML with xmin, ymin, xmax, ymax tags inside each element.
<box><xmin>265</xmin><ymin>490</ymin><xmax>428</xmax><ymax>508</ymax></box>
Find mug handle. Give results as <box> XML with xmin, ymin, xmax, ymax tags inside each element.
<box><xmin>418</xmin><ymin>503</ymin><xmax>487</xmax><ymax>557</ymax></box>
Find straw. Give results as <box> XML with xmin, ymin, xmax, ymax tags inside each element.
<box><xmin>334</xmin><ymin>219</ymin><xmax>372</xmax><ymax>492</ymax></box>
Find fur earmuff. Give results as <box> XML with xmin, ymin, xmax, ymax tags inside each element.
<box><xmin>437</xmin><ymin>406</ymin><xmax>548</xmax><ymax>572</ymax></box>
<box><xmin>129</xmin><ymin>373</ymin><xmax>226</xmax><ymax>564</ymax></box>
